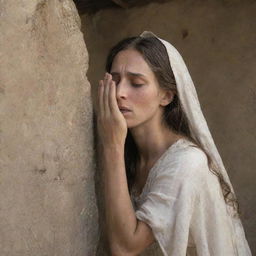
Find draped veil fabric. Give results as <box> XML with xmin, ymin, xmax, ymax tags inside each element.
<box><xmin>131</xmin><ymin>31</ymin><xmax>252</xmax><ymax>256</ymax></box>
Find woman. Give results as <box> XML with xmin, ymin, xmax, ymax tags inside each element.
<box><xmin>96</xmin><ymin>31</ymin><xmax>251</xmax><ymax>256</ymax></box>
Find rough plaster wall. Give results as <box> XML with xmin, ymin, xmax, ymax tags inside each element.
<box><xmin>0</xmin><ymin>0</ymin><xmax>98</xmax><ymax>255</ymax></box>
<box><xmin>81</xmin><ymin>0</ymin><xmax>256</xmax><ymax>254</ymax></box>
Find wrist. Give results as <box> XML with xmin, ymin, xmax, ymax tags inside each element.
<box><xmin>101</xmin><ymin>144</ymin><xmax>124</xmax><ymax>155</ymax></box>
<box><xmin>100</xmin><ymin>145</ymin><xmax>125</xmax><ymax>173</ymax></box>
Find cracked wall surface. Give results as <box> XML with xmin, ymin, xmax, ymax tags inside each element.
<box><xmin>82</xmin><ymin>0</ymin><xmax>256</xmax><ymax>254</ymax></box>
<box><xmin>0</xmin><ymin>0</ymin><xmax>98</xmax><ymax>255</ymax></box>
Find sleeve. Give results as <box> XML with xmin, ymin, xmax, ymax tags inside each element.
<box><xmin>135</xmin><ymin>147</ymin><xmax>207</xmax><ymax>256</ymax></box>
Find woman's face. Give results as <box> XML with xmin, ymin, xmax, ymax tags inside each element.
<box><xmin>110</xmin><ymin>48</ymin><xmax>170</xmax><ymax>129</ymax></box>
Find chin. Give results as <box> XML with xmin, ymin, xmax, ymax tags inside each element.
<box><xmin>126</xmin><ymin>120</ymin><xmax>144</xmax><ymax>129</ymax></box>
<box><xmin>126</xmin><ymin>123</ymin><xmax>134</xmax><ymax>129</ymax></box>
<box><xmin>126</xmin><ymin>120</ymin><xmax>136</xmax><ymax>129</ymax></box>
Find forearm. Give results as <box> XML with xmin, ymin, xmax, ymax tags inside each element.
<box><xmin>101</xmin><ymin>145</ymin><xmax>137</xmax><ymax>253</ymax></box>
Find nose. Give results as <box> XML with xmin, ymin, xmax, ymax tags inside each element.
<box><xmin>116</xmin><ymin>79</ymin><xmax>128</xmax><ymax>100</ymax></box>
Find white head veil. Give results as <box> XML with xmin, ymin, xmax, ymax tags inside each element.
<box><xmin>140</xmin><ymin>30</ymin><xmax>238</xmax><ymax>217</ymax></box>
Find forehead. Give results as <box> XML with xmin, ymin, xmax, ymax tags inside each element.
<box><xmin>110</xmin><ymin>49</ymin><xmax>153</xmax><ymax>75</ymax></box>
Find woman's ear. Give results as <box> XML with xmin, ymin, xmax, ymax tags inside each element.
<box><xmin>160</xmin><ymin>89</ymin><xmax>175</xmax><ymax>107</ymax></box>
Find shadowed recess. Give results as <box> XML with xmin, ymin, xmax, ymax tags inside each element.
<box><xmin>73</xmin><ymin>0</ymin><xmax>172</xmax><ymax>14</ymax></box>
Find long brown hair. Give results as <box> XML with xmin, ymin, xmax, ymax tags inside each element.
<box><xmin>105</xmin><ymin>35</ymin><xmax>239</xmax><ymax>216</ymax></box>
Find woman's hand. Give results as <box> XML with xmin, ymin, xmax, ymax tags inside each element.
<box><xmin>96</xmin><ymin>72</ymin><xmax>127</xmax><ymax>147</ymax></box>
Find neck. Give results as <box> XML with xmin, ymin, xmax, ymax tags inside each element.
<box><xmin>129</xmin><ymin>118</ymin><xmax>183</xmax><ymax>166</ymax></box>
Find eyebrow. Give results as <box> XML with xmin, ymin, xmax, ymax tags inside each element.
<box><xmin>110</xmin><ymin>71</ymin><xmax>147</xmax><ymax>78</ymax></box>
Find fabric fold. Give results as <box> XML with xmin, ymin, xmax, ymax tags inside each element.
<box><xmin>133</xmin><ymin>143</ymin><xmax>251</xmax><ymax>255</ymax></box>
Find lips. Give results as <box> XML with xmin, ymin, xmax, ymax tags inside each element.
<box><xmin>118</xmin><ymin>106</ymin><xmax>131</xmax><ymax>112</ymax></box>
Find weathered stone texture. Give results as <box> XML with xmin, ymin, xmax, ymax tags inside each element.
<box><xmin>0</xmin><ymin>0</ymin><xmax>97</xmax><ymax>255</ymax></box>
<box><xmin>82</xmin><ymin>0</ymin><xmax>256</xmax><ymax>254</ymax></box>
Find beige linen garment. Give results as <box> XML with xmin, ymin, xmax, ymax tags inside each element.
<box><xmin>131</xmin><ymin>137</ymin><xmax>251</xmax><ymax>256</ymax></box>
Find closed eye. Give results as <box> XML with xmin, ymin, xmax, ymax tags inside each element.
<box><xmin>132</xmin><ymin>83</ymin><xmax>144</xmax><ymax>87</ymax></box>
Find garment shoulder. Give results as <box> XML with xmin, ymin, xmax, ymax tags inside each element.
<box><xmin>158</xmin><ymin>144</ymin><xmax>209</xmax><ymax>175</ymax></box>
<box><xmin>181</xmin><ymin>145</ymin><xmax>208</xmax><ymax>169</ymax></box>
<box><xmin>148</xmin><ymin>145</ymin><xmax>209</xmax><ymax>194</ymax></box>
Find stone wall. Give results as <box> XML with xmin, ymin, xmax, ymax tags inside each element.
<box><xmin>0</xmin><ymin>0</ymin><xmax>98</xmax><ymax>255</ymax></box>
<box><xmin>81</xmin><ymin>0</ymin><xmax>256</xmax><ymax>254</ymax></box>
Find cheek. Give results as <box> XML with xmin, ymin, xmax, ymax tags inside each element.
<box><xmin>131</xmin><ymin>87</ymin><xmax>159</xmax><ymax>107</ymax></box>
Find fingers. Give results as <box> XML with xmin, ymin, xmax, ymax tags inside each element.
<box><xmin>98</xmin><ymin>73</ymin><xmax>109</xmax><ymax>117</ymax></box>
<box><xmin>109</xmin><ymin>79</ymin><xmax>118</xmax><ymax>113</ymax></box>
<box><xmin>103</xmin><ymin>73</ymin><xmax>111</xmax><ymax>116</ymax></box>
<box><xmin>98</xmin><ymin>72</ymin><xmax>121</xmax><ymax>121</ymax></box>
<box><xmin>98</xmin><ymin>72</ymin><xmax>114</xmax><ymax>117</ymax></box>
<box><xmin>107</xmin><ymin>73</ymin><xmax>120</xmax><ymax>115</ymax></box>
